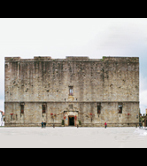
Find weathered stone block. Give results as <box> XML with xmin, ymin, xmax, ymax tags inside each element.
<box><xmin>5</xmin><ymin>56</ymin><xmax>139</xmax><ymax>127</ymax></box>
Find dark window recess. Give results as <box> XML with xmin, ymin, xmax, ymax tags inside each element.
<box><xmin>97</xmin><ymin>103</ymin><xmax>101</xmax><ymax>114</ymax></box>
<box><xmin>69</xmin><ymin>86</ymin><xmax>73</xmax><ymax>96</ymax></box>
<box><xmin>42</xmin><ymin>105</ymin><xmax>46</xmax><ymax>113</ymax></box>
<box><xmin>21</xmin><ymin>105</ymin><xmax>24</xmax><ymax>114</ymax></box>
<box><xmin>118</xmin><ymin>103</ymin><xmax>123</xmax><ymax>113</ymax></box>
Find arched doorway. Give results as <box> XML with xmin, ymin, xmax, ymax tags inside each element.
<box><xmin>68</xmin><ymin>116</ymin><xmax>74</xmax><ymax>126</ymax></box>
<box><xmin>63</xmin><ymin>107</ymin><xmax>79</xmax><ymax>126</ymax></box>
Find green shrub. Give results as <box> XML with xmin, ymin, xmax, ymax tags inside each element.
<box><xmin>101</xmin><ymin>56</ymin><xmax>106</xmax><ymax>61</ymax></box>
<box><xmin>79</xmin><ymin>120</ymin><xmax>81</xmax><ymax>125</ymax></box>
<box><xmin>62</xmin><ymin>119</ymin><xmax>64</xmax><ymax>125</ymax></box>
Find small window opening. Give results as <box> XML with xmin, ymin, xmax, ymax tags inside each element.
<box><xmin>97</xmin><ymin>103</ymin><xmax>101</xmax><ymax>114</ymax></box>
<box><xmin>42</xmin><ymin>104</ymin><xmax>46</xmax><ymax>113</ymax></box>
<box><xmin>21</xmin><ymin>105</ymin><xmax>24</xmax><ymax>114</ymax></box>
<box><xmin>118</xmin><ymin>103</ymin><xmax>123</xmax><ymax>113</ymax></box>
<box><xmin>69</xmin><ymin>86</ymin><xmax>73</xmax><ymax>96</ymax></box>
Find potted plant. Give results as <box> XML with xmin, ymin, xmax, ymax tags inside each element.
<box><xmin>89</xmin><ymin>113</ymin><xmax>95</xmax><ymax>123</ymax></box>
<box><xmin>79</xmin><ymin>120</ymin><xmax>81</xmax><ymax>127</ymax></box>
<box><xmin>10</xmin><ymin>113</ymin><xmax>13</xmax><ymax>121</ymax></box>
<box><xmin>126</xmin><ymin>113</ymin><xmax>131</xmax><ymax>125</ymax></box>
<box><xmin>62</xmin><ymin>119</ymin><xmax>64</xmax><ymax>127</ymax></box>
<box><xmin>50</xmin><ymin>113</ymin><xmax>58</xmax><ymax>128</ymax></box>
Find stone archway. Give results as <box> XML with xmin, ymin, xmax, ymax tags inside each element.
<box><xmin>64</xmin><ymin>111</ymin><xmax>78</xmax><ymax>126</ymax></box>
<box><xmin>63</xmin><ymin>105</ymin><xmax>81</xmax><ymax>127</ymax></box>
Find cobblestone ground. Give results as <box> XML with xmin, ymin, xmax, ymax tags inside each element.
<box><xmin>0</xmin><ymin>127</ymin><xmax>147</xmax><ymax>148</ymax></box>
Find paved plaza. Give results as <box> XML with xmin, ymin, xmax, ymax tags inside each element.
<box><xmin>0</xmin><ymin>127</ymin><xmax>147</xmax><ymax>148</ymax></box>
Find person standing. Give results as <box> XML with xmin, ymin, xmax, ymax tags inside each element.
<box><xmin>139</xmin><ymin>121</ymin><xmax>142</xmax><ymax>128</ymax></box>
<box><xmin>41</xmin><ymin>121</ymin><xmax>44</xmax><ymax>128</ymax></box>
<box><xmin>104</xmin><ymin>122</ymin><xmax>107</xmax><ymax>128</ymax></box>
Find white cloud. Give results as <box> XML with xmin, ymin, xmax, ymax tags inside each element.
<box><xmin>139</xmin><ymin>73</ymin><xmax>147</xmax><ymax>114</ymax></box>
<box><xmin>0</xmin><ymin>18</ymin><xmax>147</xmax><ymax>113</ymax></box>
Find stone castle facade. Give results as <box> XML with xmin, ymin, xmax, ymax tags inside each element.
<box><xmin>5</xmin><ymin>56</ymin><xmax>139</xmax><ymax>127</ymax></box>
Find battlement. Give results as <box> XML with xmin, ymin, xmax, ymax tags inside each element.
<box><xmin>102</xmin><ymin>56</ymin><xmax>139</xmax><ymax>63</ymax></box>
<box><xmin>5</xmin><ymin>56</ymin><xmax>139</xmax><ymax>63</ymax></box>
<box><xmin>5</xmin><ymin>57</ymin><xmax>21</xmax><ymax>62</ymax></box>
<box><xmin>34</xmin><ymin>56</ymin><xmax>52</xmax><ymax>61</ymax></box>
<box><xmin>66</xmin><ymin>56</ymin><xmax>89</xmax><ymax>61</ymax></box>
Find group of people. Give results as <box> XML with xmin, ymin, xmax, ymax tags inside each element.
<box><xmin>41</xmin><ymin>122</ymin><xmax>46</xmax><ymax>128</ymax></box>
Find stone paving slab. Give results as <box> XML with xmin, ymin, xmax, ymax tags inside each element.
<box><xmin>0</xmin><ymin>127</ymin><xmax>147</xmax><ymax>148</ymax></box>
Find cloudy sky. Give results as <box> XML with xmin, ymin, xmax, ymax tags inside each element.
<box><xmin>0</xmin><ymin>18</ymin><xmax>147</xmax><ymax>114</ymax></box>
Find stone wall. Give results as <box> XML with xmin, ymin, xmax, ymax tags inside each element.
<box><xmin>5</xmin><ymin>56</ymin><xmax>139</xmax><ymax>127</ymax></box>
